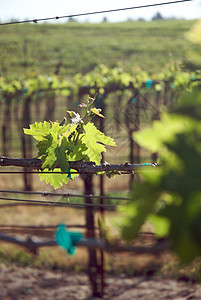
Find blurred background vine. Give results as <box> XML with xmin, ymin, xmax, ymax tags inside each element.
<box><xmin>120</xmin><ymin>20</ymin><xmax>201</xmax><ymax>266</ymax></box>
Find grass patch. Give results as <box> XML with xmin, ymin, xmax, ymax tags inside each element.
<box><xmin>0</xmin><ymin>19</ymin><xmax>195</xmax><ymax>79</ymax></box>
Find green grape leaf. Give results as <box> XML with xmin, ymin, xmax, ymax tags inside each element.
<box><xmin>55</xmin><ymin>137</ymin><xmax>69</xmax><ymax>172</ymax></box>
<box><xmin>174</xmin><ymin>87</ymin><xmax>201</xmax><ymax>120</ymax></box>
<box><xmin>68</xmin><ymin>140</ymin><xmax>89</xmax><ymax>161</ymax></box>
<box><xmin>24</xmin><ymin>121</ymin><xmax>51</xmax><ymax>141</ymax></box>
<box><xmin>148</xmin><ymin>215</ymin><xmax>170</xmax><ymax>237</ymax></box>
<box><xmin>120</xmin><ymin>72</ymin><xmax>131</xmax><ymax>87</ymax></box>
<box><xmin>38</xmin><ymin>134</ymin><xmax>70</xmax><ymax>172</ymax></box>
<box><xmin>24</xmin><ymin>121</ymin><xmax>69</xmax><ymax>141</ymax></box>
<box><xmin>38</xmin><ymin>133</ymin><xmax>58</xmax><ymax>170</ymax></box>
<box><xmin>119</xmin><ymin>183</ymin><xmax>161</xmax><ymax>241</ymax></box>
<box><xmin>121</xmin><ymin>88</ymin><xmax>201</xmax><ymax>263</ymax></box>
<box><xmin>82</xmin><ymin>122</ymin><xmax>116</xmax><ymax>164</ymax></box>
<box><xmin>39</xmin><ymin>168</ymin><xmax>68</xmax><ymax>189</ymax></box>
<box><xmin>60</xmin><ymin>89</ymin><xmax>70</xmax><ymax>97</ymax></box>
<box><xmin>37</xmin><ymin>133</ymin><xmax>55</xmax><ymax>159</ymax></box>
<box><xmin>134</xmin><ymin>114</ymin><xmax>193</xmax><ymax>153</ymax></box>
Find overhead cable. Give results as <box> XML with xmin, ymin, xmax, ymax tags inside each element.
<box><xmin>0</xmin><ymin>0</ymin><xmax>192</xmax><ymax>26</ymax></box>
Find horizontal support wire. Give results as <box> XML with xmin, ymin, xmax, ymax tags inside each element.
<box><xmin>0</xmin><ymin>190</ymin><xmax>130</xmax><ymax>201</ymax></box>
<box><xmin>0</xmin><ymin>224</ymin><xmax>93</xmax><ymax>237</ymax></box>
<box><xmin>0</xmin><ymin>197</ymin><xmax>117</xmax><ymax>210</ymax></box>
<box><xmin>0</xmin><ymin>0</ymin><xmax>192</xmax><ymax>26</ymax></box>
<box><xmin>0</xmin><ymin>224</ymin><xmax>86</xmax><ymax>229</ymax></box>
<box><xmin>0</xmin><ymin>171</ymin><xmax>79</xmax><ymax>174</ymax></box>
<box><xmin>0</xmin><ymin>203</ymin><xmax>112</xmax><ymax>211</ymax></box>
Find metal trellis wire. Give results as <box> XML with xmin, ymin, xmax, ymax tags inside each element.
<box><xmin>0</xmin><ymin>0</ymin><xmax>192</xmax><ymax>26</ymax></box>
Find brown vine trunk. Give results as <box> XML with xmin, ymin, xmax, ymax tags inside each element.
<box><xmin>67</xmin><ymin>93</ymin><xmax>74</xmax><ymax>110</ymax></box>
<box><xmin>82</xmin><ymin>174</ymin><xmax>102</xmax><ymax>297</ymax></box>
<box><xmin>21</xmin><ymin>97</ymin><xmax>33</xmax><ymax>191</ymax></box>
<box><xmin>2</xmin><ymin>97</ymin><xmax>12</xmax><ymax>156</ymax></box>
<box><xmin>115</xmin><ymin>94</ymin><xmax>123</xmax><ymax>131</ymax></box>
<box><xmin>128</xmin><ymin>129</ymin><xmax>135</xmax><ymax>187</ymax></box>
<box><xmin>13</xmin><ymin>101</ymin><xmax>19</xmax><ymax>124</ymax></box>
<box><xmin>125</xmin><ymin>95</ymin><xmax>141</xmax><ymax>188</ymax></box>
<box><xmin>44</xmin><ymin>95</ymin><xmax>55</xmax><ymax>121</ymax></box>
<box><xmin>151</xmin><ymin>91</ymin><xmax>161</xmax><ymax>162</ymax></box>
<box><xmin>135</xmin><ymin>97</ymin><xmax>140</xmax><ymax>165</ymax></box>
<box><xmin>99</xmin><ymin>97</ymin><xmax>106</xmax><ymax>295</ymax></box>
<box><xmin>163</xmin><ymin>83</ymin><xmax>169</xmax><ymax>107</ymax></box>
<box><xmin>34</xmin><ymin>96</ymin><xmax>41</xmax><ymax>121</ymax></box>
<box><xmin>99</xmin><ymin>95</ymin><xmax>106</xmax><ymax>214</ymax></box>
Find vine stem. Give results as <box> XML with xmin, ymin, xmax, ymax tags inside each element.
<box><xmin>0</xmin><ymin>156</ymin><xmax>157</xmax><ymax>174</ymax></box>
<box><xmin>0</xmin><ymin>232</ymin><xmax>169</xmax><ymax>255</ymax></box>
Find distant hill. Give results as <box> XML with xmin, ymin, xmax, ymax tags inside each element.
<box><xmin>0</xmin><ymin>19</ymin><xmax>196</xmax><ymax>79</ymax></box>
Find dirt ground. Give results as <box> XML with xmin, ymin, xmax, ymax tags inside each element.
<box><xmin>0</xmin><ymin>263</ymin><xmax>201</xmax><ymax>300</ymax></box>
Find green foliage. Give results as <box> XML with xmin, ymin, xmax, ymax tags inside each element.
<box><xmin>24</xmin><ymin>97</ymin><xmax>116</xmax><ymax>189</ymax></box>
<box><xmin>39</xmin><ymin>168</ymin><xmax>69</xmax><ymax>190</ymax></box>
<box><xmin>0</xmin><ymin>20</ymin><xmax>194</xmax><ymax>78</ymax></box>
<box><xmin>120</xmin><ymin>182</ymin><xmax>161</xmax><ymax>240</ymax></box>
<box><xmin>82</xmin><ymin>122</ymin><xmax>116</xmax><ymax>164</ymax></box>
<box><xmin>24</xmin><ymin>121</ymin><xmax>68</xmax><ymax>141</ymax></box>
<box><xmin>186</xmin><ymin>19</ymin><xmax>201</xmax><ymax>66</ymax></box>
<box><xmin>120</xmin><ymin>86</ymin><xmax>201</xmax><ymax>263</ymax></box>
<box><xmin>119</xmin><ymin>20</ymin><xmax>201</xmax><ymax>264</ymax></box>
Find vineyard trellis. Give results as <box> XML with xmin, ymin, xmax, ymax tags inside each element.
<box><xmin>1</xmin><ymin>65</ymin><xmax>201</xmax><ymax>297</ymax></box>
<box><xmin>1</xmin><ymin>64</ymin><xmax>200</xmax><ymax>191</ymax></box>
<box><xmin>0</xmin><ymin>1</ymin><xmax>201</xmax><ymax>295</ymax></box>
<box><xmin>0</xmin><ymin>158</ymin><xmax>164</xmax><ymax>297</ymax></box>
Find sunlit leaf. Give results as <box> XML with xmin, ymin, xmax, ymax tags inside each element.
<box><xmin>39</xmin><ymin>168</ymin><xmax>68</xmax><ymax>189</ymax></box>
<box><xmin>90</xmin><ymin>108</ymin><xmax>105</xmax><ymax>118</ymax></box>
<box><xmin>82</xmin><ymin>122</ymin><xmax>116</xmax><ymax>164</ymax></box>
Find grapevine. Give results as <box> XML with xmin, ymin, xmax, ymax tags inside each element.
<box><xmin>120</xmin><ymin>21</ymin><xmax>201</xmax><ymax>264</ymax></box>
<box><xmin>23</xmin><ymin>96</ymin><xmax>116</xmax><ymax>189</ymax></box>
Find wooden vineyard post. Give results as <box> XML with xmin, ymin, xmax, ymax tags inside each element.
<box><xmin>115</xmin><ymin>94</ymin><xmax>123</xmax><ymax>131</ymax></box>
<box><xmin>99</xmin><ymin>94</ymin><xmax>106</xmax><ymax>295</ymax></box>
<box><xmin>125</xmin><ymin>95</ymin><xmax>141</xmax><ymax>188</ymax></box>
<box><xmin>67</xmin><ymin>93</ymin><xmax>74</xmax><ymax>111</ymax></box>
<box><xmin>135</xmin><ymin>95</ymin><xmax>140</xmax><ymax>166</ymax></box>
<box><xmin>21</xmin><ymin>96</ymin><xmax>33</xmax><ymax>191</ymax></box>
<box><xmin>2</xmin><ymin>97</ymin><xmax>12</xmax><ymax>156</ymax></box>
<box><xmin>163</xmin><ymin>82</ymin><xmax>169</xmax><ymax>107</ymax></box>
<box><xmin>44</xmin><ymin>94</ymin><xmax>56</xmax><ymax>122</ymax></box>
<box><xmin>98</xmin><ymin>93</ymin><xmax>106</xmax><ymax>216</ymax></box>
<box><xmin>151</xmin><ymin>90</ymin><xmax>161</xmax><ymax>162</ymax></box>
<box><xmin>34</xmin><ymin>96</ymin><xmax>41</xmax><ymax>121</ymax></box>
<box><xmin>82</xmin><ymin>173</ymin><xmax>103</xmax><ymax>297</ymax></box>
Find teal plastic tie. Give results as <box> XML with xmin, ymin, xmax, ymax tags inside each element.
<box><xmin>131</xmin><ymin>97</ymin><xmax>138</xmax><ymax>104</ymax></box>
<box><xmin>67</xmin><ymin>162</ymin><xmax>72</xmax><ymax>179</ymax></box>
<box><xmin>55</xmin><ymin>224</ymin><xmax>83</xmax><ymax>255</ymax></box>
<box><xmin>73</xmin><ymin>100</ymin><xmax>79</xmax><ymax>106</ymax></box>
<box><xmin>171</xmin><ymin>83</ymin><xmax>176</xmax><ymax>89</ymax></box>
<box><xmin>22</xmin><ymin>88</ymin><xmax>28</xmax><ymax>96</ymax></box>
<box><xmin>146</xmin><ymin>79</ymin><xmax>153</xmax><ymax>89</ymax></box>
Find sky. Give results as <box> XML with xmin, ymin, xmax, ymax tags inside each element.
<box><xmin>0</xmin><ymin>0</ymin><xmax>201</xmax><ymax>24</ymax></box>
